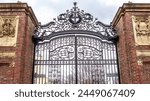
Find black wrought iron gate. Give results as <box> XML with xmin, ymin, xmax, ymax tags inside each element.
<box><xmin>32</xmin><ymin>2</ymin><xmax>119</xmax><ymax>84</ymax></box>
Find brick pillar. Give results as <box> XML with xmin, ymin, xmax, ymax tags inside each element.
<box><xmin>112</xmin><ymin>3</ymin><xmax>150</xmax><ymax>83</ymax></box>
<box><xmin>0</xmin><ymin>3</ymin><xmax>38</xmax><ymax>83</ymax></box>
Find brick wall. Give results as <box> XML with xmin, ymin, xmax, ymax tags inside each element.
<box><xmin>0</xmin><ymin>3</ymin><xmax>38</xmax><ymax>83</ymax></box>
<box><xmin>112</xmin><ymin>3</ymin><xmax>150</xmax><ymax>83</ymax></box>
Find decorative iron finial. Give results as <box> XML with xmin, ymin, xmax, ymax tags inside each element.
<box><xmin>73</xmin><ymin>2</ymin><xmax>77</xmax><ymax>7</ymax></box>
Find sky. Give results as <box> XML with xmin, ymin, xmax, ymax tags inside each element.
<box><xmin>1</xmin><ymin>0</ymin><xmax>150</xmax><ymax>25</ymax></box>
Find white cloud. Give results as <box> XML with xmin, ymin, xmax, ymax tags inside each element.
<box><xmin>19</xmin><ymin>0</ymin><xmax>38</xmax><ymax>7</ymax></box>
<box><xmin>50</xmin><ymin>0</ymin><xmax>61</xmax><ymax>3</ymax></box>
<box><xmin>35</xmin><ymin>6</ymin><xmax>58</xmax><ymax>24</ymax></box>
<box><xmin>0</xmin><ymin>0</ymin><xmax>38</xmax><ymax>7</ymax></box>
<box><xmin>96</xmin><ymin>0</ymin><xmax>150</xmax><ymax>7</ymax></box>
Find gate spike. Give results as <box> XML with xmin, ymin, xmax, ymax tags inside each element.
<box><xmin>73</xmin><ymin>2</ymin><xmax>77</xmax><ymax>7</ymax></box>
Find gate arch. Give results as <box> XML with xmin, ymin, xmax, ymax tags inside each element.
<box><xmin>32</xmin><ymin>2</ymin><xmax>119</xmax><ymax>84</ymax></box>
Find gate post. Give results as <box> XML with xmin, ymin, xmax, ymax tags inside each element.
<box><xmin>112</xmin><ymin>3</ymin><xmax>150</xmax><ymax>83</ymax></box>
<box><xmin>0</xmin><ymin>2</ymin><xmax>38</xmax><ymax>83</ymax></box>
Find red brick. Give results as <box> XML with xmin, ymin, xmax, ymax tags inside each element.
<box><xmin>112</xmin><ymin>3</ymin><xmax>150</xmax><ymax>83</ymax></box>
<box><xmin>0</xmin><ymin>3</ymin><xmax>38</xmax><ymax>84</ymax></box>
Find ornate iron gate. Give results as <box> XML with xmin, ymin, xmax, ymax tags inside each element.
<box><xmin>32</xmin><ymin>2</ymin><xmax>119</xmax><ymax>84</ymax></box>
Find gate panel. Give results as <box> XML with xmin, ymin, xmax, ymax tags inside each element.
<box><xmin>33</xmin><ymin>2</ymin><xmax>119</xmax><ymax>84</ymax></box>
<box><xmin>77</xmin><ymin>36</ymin><xmax>104</xmax><ymax>84</ymax></box>
<box><xmin>34</xmin><ymin>36</ymin><xmax>76</xmax><ymax>84</ymax></box>
<box><xmin>33</xmin><ymin>35</ymin><xmax>119</xmax><ymax>84</ymax></box>
<box><xmin>77</xmin><ymin>36</ymin><xmax>118</xmax><ymax>84</ymax></box>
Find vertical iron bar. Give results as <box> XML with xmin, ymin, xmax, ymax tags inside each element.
<box><xmin>32</xmin><ymin>42</ymin><xmax>36</xmax><ymax>84</ymax></box>
<box><xmin>39</xmin><ymin>45</ymin><xmax>41</xmax><ymax>84</ymax></box>
<box><xmin>75</xmin><ymin>36</ymin><xmax>78</xmax><ymax>84</ymax></box>
<box><xmin>68</xmin><ymin>38</ymin><xmax>70</xmax><ymax>84</ymax></box>
<box><xmin>87</xmin><ymin>55</ymin><xmax>89</xmax><ymax>82</ymax></box>
<box><xmin>113</xmin><ymin>46</ymin><xmax>117</xmax><ymax>83</ymax></box>
<box><xmin>42</xmin><ymin>45</ymin><xmax>44</xmax><ymax>84</ymax></box>
<box><xmin>114</xmin><ymin>41</ymin><xmax>121</xmax><ymax>84</ymax></box>
<box><xmin>103</xmin><ymin>43</ymin><xmax>107</xmax><ymax>84</ymax></box>
<box><xmin>112</xmin><ymin>46</ymin><xmax>115</xmax><ymax>83</ymax></box>
<box><xmin>35</xmin><ymin>47</ymin><xmax>38</xmax><ymax>84</ymax></box>
<box><xmin>66</xmin><ymin>60</ymin><xmax>67</xmax><ymax>84</ymax></box>
<box><xmin>106</xmin><ymin>44</ymin><xmax>110</xmax><ymax>83</ymax></box>
<box><xmin>110</xmin><ymin>45</ymin><xmax>114</xmax><ymax>83</ymax></box>
<box><xmin>62</xmin><ymin>38</ymin><xmax>64</xmax><ymax>84</ymax></box>
<box><xmin>45</xmin><ymin>43</ymin><xmax>48</xmax><ymax>84</ymax></box>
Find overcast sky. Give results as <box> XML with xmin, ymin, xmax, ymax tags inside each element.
<box><xmin>1</xmin><ymin>0</ymin><xmax>150</xmax><ymax>25</ymax></box>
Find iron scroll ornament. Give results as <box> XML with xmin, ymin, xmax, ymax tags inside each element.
<box><xmin>33</xmin><ymin>2</ymin><xmax>118</xmax><ymax>43</ymax></box>
<box><xmin>69</xmin><ymin>13</ymin><xmax>82</xmax><ymax>24</ymax></box>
